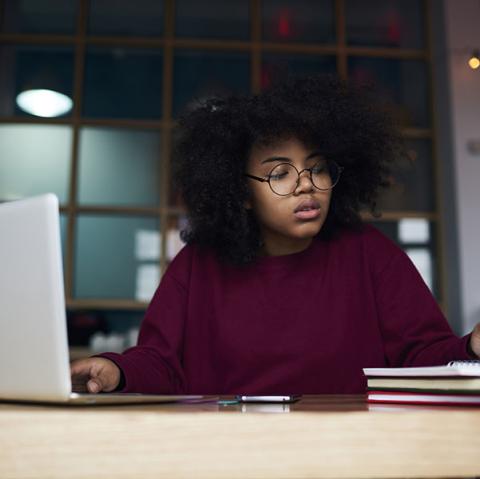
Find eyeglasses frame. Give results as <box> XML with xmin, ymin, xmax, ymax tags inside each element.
<box><xmin>245</xmin><ymin>160</ymin><xmax>344</xmax><ymax>196</ymax></box>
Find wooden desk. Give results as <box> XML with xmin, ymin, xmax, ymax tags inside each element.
<box><xmin>1</xmin><ymin>395</ymin><xmax>479</xmax><ymax>479</ymax></box>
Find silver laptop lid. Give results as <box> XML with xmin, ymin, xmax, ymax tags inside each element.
<box><xmin>0</xmin><ymin>194</ymin><xmax>71</xmax><ymax>401</ymax></box>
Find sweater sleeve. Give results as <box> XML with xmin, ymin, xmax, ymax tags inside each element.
<box><xmin>98</xmin><ymin>247</ymin><xmax>192</xmax><ymax>394</ymax></box>
<box><xmin>367</xmin><ymin>228</ymin><xmax>475</xmax><ymax>367</ymax></box>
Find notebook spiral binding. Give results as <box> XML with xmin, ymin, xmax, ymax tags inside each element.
<box><xmin>447</xmin><ymin>360</ymin><xmax>480</xmax><ymax>366</ymax></box>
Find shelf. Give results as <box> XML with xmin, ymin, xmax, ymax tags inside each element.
<box><xmin>360</xmin><ymin>211</ymin><xmax>438</xmax><ymax>222</ymax></box>
<box><xmin>67</xmin><ymin>299</ymin><xmax>149</xmax><ymax>311</ymax></box>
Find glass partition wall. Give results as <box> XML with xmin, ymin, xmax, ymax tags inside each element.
<box><xmin>0</xmin><ymin>0</ymin><xmax>442</xmax><ymax>345</ymax></box>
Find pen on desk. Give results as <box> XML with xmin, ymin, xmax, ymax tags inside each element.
<box><xmin>217</xmin><ymin>399</ymin><xmax>239</xmax><ymax>405</ymax></box>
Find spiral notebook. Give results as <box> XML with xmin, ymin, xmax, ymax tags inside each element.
<box><xmin>363</xmin><ymin>360</ymin><xmax>480</xmax><ymax>378</ymax></box>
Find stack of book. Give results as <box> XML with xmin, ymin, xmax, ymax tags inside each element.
<box><xmin>363</xmin><ymin>360</ymin><xmax>480</xmax><ymax>406</ymax></box>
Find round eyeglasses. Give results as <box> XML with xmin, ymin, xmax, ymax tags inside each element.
<box><xmin>245</xmin><ymin>160</ymin><xmax>344</xmax><ymax>196</ymax></box>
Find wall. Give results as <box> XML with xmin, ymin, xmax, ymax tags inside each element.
<box><xmin>444</xmin><ymin>0</ymin><xmax>480</xmax><ymax>334</ymax></box>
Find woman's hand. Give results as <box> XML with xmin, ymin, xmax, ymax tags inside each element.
<box><xmin>70</xmin><ymin>357</ymin><xmax>121</xmax><ymax>393</ymax></box>
<box><xmin>469</xmin><ymin>322</ymin><xmax>480</xmax><ymax>358</ymax></box>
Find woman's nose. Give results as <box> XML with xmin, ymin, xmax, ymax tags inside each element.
<box><xmin>294</xmin><ymin>169</ymin><xmax>314</xmax><ymax>194</ymax></box>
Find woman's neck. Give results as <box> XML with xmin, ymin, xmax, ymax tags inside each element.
<box><xmin>259</xmin><ymin>237</ymin><xmax>313</xmax><ymax>257</ymax></box>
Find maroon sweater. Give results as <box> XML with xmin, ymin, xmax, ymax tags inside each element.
<box><xmin>101</xmin><ymin>224</ymin><xmax>474</xmax><ymax>394</ymax></box>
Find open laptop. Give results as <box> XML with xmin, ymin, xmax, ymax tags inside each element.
<box><xmin>0</xmin><ymin>194</ymin><xmax>202</xmax><ymax>405</ymax></box>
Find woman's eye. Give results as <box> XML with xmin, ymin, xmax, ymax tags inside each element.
<box><xmin>312</xmin><ymin>164</ymin><xmax>327</xmax><ymax>174</ymax></box>
<box><xmin>269</xmin><ymin>171</ymin><xmax>289</xmax><ymax>181</ymax></box>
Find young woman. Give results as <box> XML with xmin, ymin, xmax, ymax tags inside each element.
<box><xmin>71</xmin><ymin>75</ymin><xmax>480</xmax><ymax>395</ymax></box>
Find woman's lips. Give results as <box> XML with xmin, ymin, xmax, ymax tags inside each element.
<box><xmin>294</xmin><ymin>208</ymin><xmax>321</xmax><ymax>220</ymax></box>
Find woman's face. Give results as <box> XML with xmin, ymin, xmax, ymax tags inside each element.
<box><xmin>245</xmin><ymin>137</ymin><xmax>332</xmax><ymax>256</ymax></box>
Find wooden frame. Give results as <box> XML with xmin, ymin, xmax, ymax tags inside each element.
<box><xmin>0</xmin><ymin>0</ymin><xmax>443</xmax><ymax>311</ymax></box>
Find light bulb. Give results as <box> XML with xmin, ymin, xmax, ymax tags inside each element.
<box><xmin>16</xmin><ymin>89</ymin><xmax>73</xmax><ymax>117</ymax></box>
<box><xmin>468</xmin><ymin>51</ymin><xmax>480</xmax><ymax>70</ymax></box>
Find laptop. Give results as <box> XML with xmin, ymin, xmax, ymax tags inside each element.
<box><xmin>0</xmin><ymin>194</ymin><xmax>202</xmax><ymax>405</ymax></box>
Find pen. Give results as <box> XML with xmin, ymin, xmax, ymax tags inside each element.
<box><xmin>217</xmin><ymin>399</ymin><xmax>239</xmax><ymax>405</ymax></box>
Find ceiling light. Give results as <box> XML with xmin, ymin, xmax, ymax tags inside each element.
<box><xmin>468</xmin><ymin>50</ymin><xmax>480</xmax><ymax>70</ymax></box>
<box><xmin>16</xmin><ymin>89</ymin><xmax>73</xmax><ymax>117</ymax></box>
